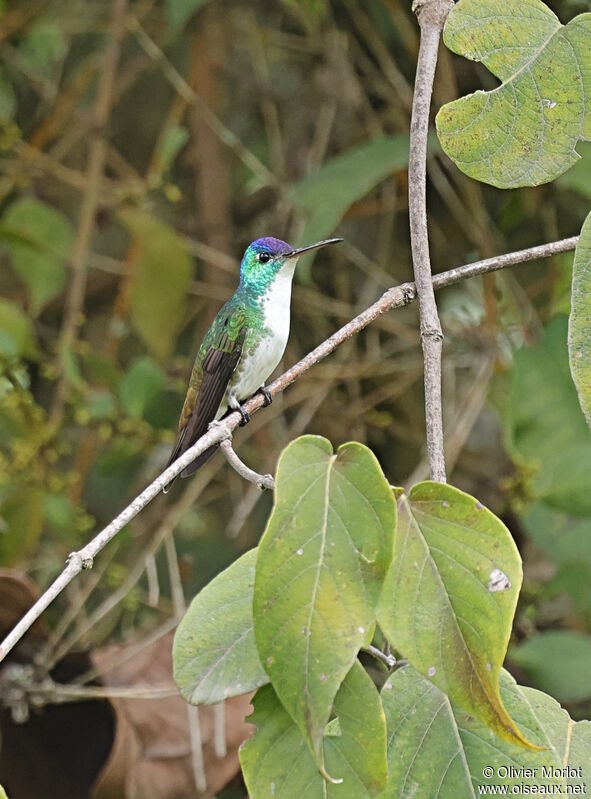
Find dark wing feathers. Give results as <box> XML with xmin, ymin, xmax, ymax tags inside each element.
<box><xmin>164</xmin><ymin>317</ymin><xmax>246</xmax><ymax>488</ymax></box>
<box><xmin>179</xmin><ymin>328</ymin><xmax>246</xmax><ymax>477</ymax></box>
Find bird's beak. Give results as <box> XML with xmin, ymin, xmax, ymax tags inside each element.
<box><xmin>285</xmin><ymin>237</ymin><xmax>343</xmax><ymax>259</ymax></box>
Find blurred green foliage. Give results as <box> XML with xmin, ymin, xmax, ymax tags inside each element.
<box><xmin>290</xmin><ymin>134</ymin><xmax>415</xmax><ymax>277</ymax></box>
<box><xmin>0</xmin><ymin>0</ymin><xmax>589</xmax><ymax>733</ymax></box>
<box><xmin>504</xmin><ymin>317</ymin><xmax>591</xmax><ymax>515</ymax></box>
<box><xmin>511</xmin><ymin>631</ymin><xmax>591</xmax><ymax>704</ymax></box>
<box><xmin>118</xmin><ymin>207</ymin><xmax>193</xmax><ymax>359</ymax></box>
<box><xmin>0</xmin><ymin>198</ymin><xmax>72</xmax><ymax>314</ymax></box>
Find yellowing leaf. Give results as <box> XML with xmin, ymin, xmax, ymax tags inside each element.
<box><xmin>377</xmin><ymin>482</ymin><xmax>537</xmax><ymax>750</ymax></box>
<box><xmin>436</xmin><ymin>0</ymin><xmax>591</xmax><ymax>188</ymax></box>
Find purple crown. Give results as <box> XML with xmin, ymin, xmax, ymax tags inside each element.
<box><xmin>249</xmin><ymin>237</ymin><xmax>293</xmax><ymax>257</ymax></box>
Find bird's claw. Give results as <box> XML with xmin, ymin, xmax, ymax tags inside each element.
<box><xmin>258</xmin><ymin>386</ymin><xmax>273</xmax><ymax>407</ymax></box>
<box><xmin>238</xmin><ymin>406</ymin><xmax>250</xmax><ymax>426</ymax></box>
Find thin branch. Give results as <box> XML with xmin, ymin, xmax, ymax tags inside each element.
<box><xmin>0</xmin><ymin>234</ymin><xmax>578</xmax><ymax>664</ymax></box>
<box><xmin>219</xmin><ymin>435</ymin><xmax>275</xmax><ymax>491</ymax></box>
<box><xmin>37</xmin><ymin>682</ymin><xmax>180</xmax><ymax>704</ymax></box>
<box><xmin>165</xmin><ymin>525</ymin><xmax>207</xmax><ymax>792</ymax></box>
<box><xmin>50</xmin><ymin>0</ymin><xmax>127</xmax><ymax>424</ymax></box>
<box><xmin>432</xmin><ymin>236</ymin><xmax>579</xmax><ymax>288</ymax></box>
<box><xmin>213</xmin><ymin>703</ymin><xmax>227</xmax><ymax>759</ymax></box>
<box><xmin>364</xmin><ymin>644</ymin><xmax>397</xmax><ymax>669</ymax></box>
<box><xmin>408</xmin><ymin>0</ymin><xmax>454</xmax><ymax>483</ymax></box>
<box><xmin>187</xmin><ymin>700</ymin><xmax>207</xmax><ymax>792</ymax></box>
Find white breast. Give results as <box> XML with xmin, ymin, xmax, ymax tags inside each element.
<box><xmin>229</xmin><ymin>262</ymin><xmax>296</xmax><ymax>402</ymax></box>
<box><xmin>261</xmin><ymin>265</ymin><xmax>293</xmax><ymax>348</ymax></box>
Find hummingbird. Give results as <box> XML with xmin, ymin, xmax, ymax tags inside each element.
<box><xmin>164</xmin><ymin>236</ymin><xmax>343</xmax><ymax>489</ymax></box>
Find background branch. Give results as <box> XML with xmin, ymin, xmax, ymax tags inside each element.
<box><xmin>50</xmin><ymin>0</ymin><xmax>127</xmax><ymax>424</ymax></box>
<box><xmin>0</xmin><ymin>234</ymin><xmax>578</xmax><ymax>664</ymax></box>
<box><xmin>408</xmin><ymin>0</ymin><xmax>454</xmax><ymax>482</ymax></box>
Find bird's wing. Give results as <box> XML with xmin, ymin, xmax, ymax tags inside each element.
<box><xmin>165</xmin><ymin>308</ymin><xmax>247</xmax><ymax>477</ymax></box>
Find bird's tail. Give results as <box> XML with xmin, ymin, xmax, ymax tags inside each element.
<box><xmin>163</xmin><ymin>429</ymin><xmax>218</xmax><ymax>493</ymax></box>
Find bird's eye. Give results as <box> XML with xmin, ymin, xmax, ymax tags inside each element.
<box><xmin>258</xmin><ymin>252</ymin><xmax>271</xmax><ymax>264</ymax></box>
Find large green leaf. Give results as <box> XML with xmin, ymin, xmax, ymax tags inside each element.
<box><xmin>377</xmin><ymin>482</ymin><xmax>534</xmax><ymax>749</ymax></box>
<box><xmin>436</xmin><ymin>0</ymin><xmax>591</xmax><ymax>188</ymax></box>
<box><xmin>289</xmin><ymin>136</ymin><xmax>414</xmax><ymax>276</ymax></box>
<box><xmin>506</xmin><ymin>316</ymin><xmax>591</xmax><ymax>515</ymax></box>
<box><xmin>240</xmin><ymin>661</ymin><xmax>387</xmax><ymax>798</ymax></box>
<box><xmin>0</xmin><ymin>198</ymin><xmax>73</xmax><ymax>315</ymax></box>
<box><xmin>381</xmin><ymin>666</ymin><xmax>590</xmax><ymax>798</ymax></box>
<box><xmin>119</xmin><ymin>208</ymin><xmax>193</xmax><ymax>361</ymax></box>
<box><xmin>511</xmin><ymin>632</ymin><xmax>591</xmax><ymax>704</ymax></box>
<box><xmin>569</xmin><ymin>211</ymin><xmax>591</xmax><ymax>428</ymax></box>
<box><xmin>253</xmin><ymin>436</ymin><xmax>395</xmax><ymax>775</ymax></box>
<box><xmin>173</xmin><ymin>549</ymin><xmax>268</xmax><ymax>705</ymax></box>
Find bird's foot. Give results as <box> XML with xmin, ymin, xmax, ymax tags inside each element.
<box><xmin>228</xmin><ymin>396</ymin><xmax>250</xmax><ymax>426</ymax></box>
<box><xmin>258</xmin><ymin>386</ymin><xmax>273</xmax><ymax>407</ymax></box>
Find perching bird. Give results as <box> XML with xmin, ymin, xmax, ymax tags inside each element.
<box><xmin>164</xmin><ymin>236</ymin><xmax>343</xmax><ymax>489</ymax></box>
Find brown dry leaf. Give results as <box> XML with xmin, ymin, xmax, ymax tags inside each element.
<box><xmin>92</xmin><ymin>632</ymin><xmax>252</xmax><ymax>799</ymax></box>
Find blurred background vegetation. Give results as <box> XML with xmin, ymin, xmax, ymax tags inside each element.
<box><xmin>1</xmin><ymin>0</ymin><xmax>590</xmax><ymax>762</ymax></box>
